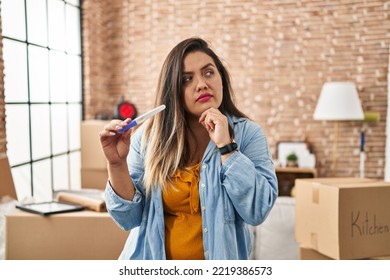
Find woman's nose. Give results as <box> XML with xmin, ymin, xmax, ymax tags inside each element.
<box><xmin>196</xmin><ymin>77</ymin><xmax>208</xmax><ymax>91</ymax></box>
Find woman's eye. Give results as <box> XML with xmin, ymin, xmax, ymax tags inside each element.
<box><xmin>183</xmin><ymin>76</ymin><xmax>192</xmax><ymax>83</ymax></box>
<box><xmin>205</xmin><ymin>70</ymin><xmax>214</xmax><ymax>77</ymax></box>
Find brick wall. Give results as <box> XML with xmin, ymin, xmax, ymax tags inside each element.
<box><xmin>81</xmin><ymin>0</ymin><xmax>390</xmax><ymax>179</ymax></box>
<box><xmin>0</xmin><ymin>1</ymin><xmax>388</xmax><ymax>179</ymax></box>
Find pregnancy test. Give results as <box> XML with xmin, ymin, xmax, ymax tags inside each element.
<box><xmin>118</xmin><ymin>105</ymin><xmax>166</xmax><ymax>134</ymax></box>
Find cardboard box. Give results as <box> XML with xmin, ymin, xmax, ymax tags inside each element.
<box><xmin>81</xmin><ymin>120</ymin><xmax>108</xmax><ymax>170</ymax></box>
<box><xmin>5</xmin><ymin>210</ymin><xmax>129</xmax><ymax>260</ymax></box>
<box><xmin>0</xmin><ymin>156</ymin><xmax>17</xmax><ymax>200</ymax></box>
<box><xmin>295</xmin><ymin>178</ymin><xmax>390</xmax><ymax>260</ymax></box>
<box><xmin>300</xmin><ymin>246</ymin><xmax>333</xmax><ymax>260</ymax></box>
<box><xmin>81</xmin><ymin>168</ymin><xmax>108</xmax><ymax>190</ymax></box>
<box><xmin>299</xmin><ymin>247</ymin><xmax>390</xmax><ymax>260</ymax></box>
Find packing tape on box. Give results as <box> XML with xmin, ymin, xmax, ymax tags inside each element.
<box><xmin>311</xmin><ymin>232</ymin><xmax>319</xmax><ymax>250</ymax></box>
<box><xmin>312</xmin><ymin>185</ymin><xmax>320</xmax><ymax>204</ymax></box>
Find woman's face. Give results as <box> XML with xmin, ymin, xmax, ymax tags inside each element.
<box><xmin>181</xmin><ymin>51</ymin><xmax>223</xmax><ymax>117</ymax></box>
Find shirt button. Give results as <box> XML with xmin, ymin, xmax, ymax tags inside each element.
<box><xmin>205</xmin><ymin>250</ymin><xmax>209</xmax><ymax>256</ymax></box>
<box><xmin>201</xmin><ymin>183</ymin><xmax>206</xmax><ymax>188</ymax></box>
<box><xmin>204</xmin><ymin>227</ymin><xmax>208</xmax><ymax>233</ymax></box>
<box><xmin>202</xmin><ymin>164</ymin><xmax>207</xmax><ymax>169</ymax></box>
<box><xmin>202</xmin><ymin>206</ymin><xmax>206</xmax><ymax>211</ymax></box>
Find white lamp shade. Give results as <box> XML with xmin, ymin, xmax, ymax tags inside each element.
<box><xmin>313</xmin><ymin>82</ymin><xmax>364</xmax><ymax>120</ymax></box>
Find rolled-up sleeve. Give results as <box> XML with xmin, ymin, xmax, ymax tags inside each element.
<box><xmin>105</xmin><ymin>181</ymin><xmax>143</xmax><ymax>231</ymax></box>
<box><xmin>220</xmin><ymin>122</ymin><xmax>278</xmax><ymax>226</ymax></box>
<box><xmin>104</xmin><ymin>128</ymin><xmax>146</xmax><ymax>231</ymax></box>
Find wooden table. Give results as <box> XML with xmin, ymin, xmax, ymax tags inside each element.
<box><xmin>275</xmin><ymin>167</ymin><xmax>317</xmax><ymax>196</ymax></box>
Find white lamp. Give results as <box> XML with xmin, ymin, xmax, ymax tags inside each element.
<box><xmin>313</xmin><ymin>82</ymin><xmax>364</xmax><ymax>176</ymax></box>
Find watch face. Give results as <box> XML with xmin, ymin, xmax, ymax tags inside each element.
<box><xmin>219</xmin><ymin>142</ymin><xmax>238</xmax><ymax>155</ymax></box>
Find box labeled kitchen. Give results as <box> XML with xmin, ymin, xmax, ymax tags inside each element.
<box><xmin>295</xmin><ymin>178</ymin><xmax>390</xmax><ymax>260</ymax></box>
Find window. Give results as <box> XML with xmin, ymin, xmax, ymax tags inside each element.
<box><xmin>1</xmin><ymin>0</ymin><xmax>82</xmax><ymax>202</ymax></box>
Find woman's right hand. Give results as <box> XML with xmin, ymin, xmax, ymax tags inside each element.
<box><xmin>99</xmin><ymin>118</ymin><xmax>132</xmax><ymax>166</ymax></box>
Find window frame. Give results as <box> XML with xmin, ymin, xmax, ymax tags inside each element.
<box><xmin>2</xmin><ymin>0</ymin><xmax>83</xmax><ymax>201</ymax></box>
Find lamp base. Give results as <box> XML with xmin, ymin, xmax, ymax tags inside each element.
<box><xmin>331</xmin><ymin>121</ymin><xmax>339</xmax><ymax>177</ymax></box>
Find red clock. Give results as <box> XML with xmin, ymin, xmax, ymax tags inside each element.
<box><xmin>115</xmin><ymin>99</ymin><xmax>137</xmax><ymax>120</ymax></box>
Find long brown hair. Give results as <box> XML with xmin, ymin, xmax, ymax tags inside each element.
<box><xmin>141</xmin><ymin>37</ymin><xmax>247</xmax><ymax>193</ymax></box>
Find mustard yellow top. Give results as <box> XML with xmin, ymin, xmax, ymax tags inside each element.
<box><xmin>162</xmin><ymin>163</ymin><xmax>204</xmax><ymax>260</ymax></box>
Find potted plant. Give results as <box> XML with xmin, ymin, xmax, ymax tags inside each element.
<box><xmin>286</xmin><ymin>152</ymin><xmax>298</xmax><ymax>167</ymax></box>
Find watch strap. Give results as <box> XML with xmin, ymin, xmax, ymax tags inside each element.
<box><xmin>218</xmin><ymin>142</ymin><xmax>238</xmax><ymax>155</ymax></box>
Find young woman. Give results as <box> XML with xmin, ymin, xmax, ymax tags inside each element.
<box><xmin>99</xmin><ymin>37</ymin><xmax>278</xmax><ymax>260</ymax></box>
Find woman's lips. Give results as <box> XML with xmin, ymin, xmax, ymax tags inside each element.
<box><xmin>197</xmin><ymin>93</ymin><xmax>212</xmax><ymax>103</ymax></box>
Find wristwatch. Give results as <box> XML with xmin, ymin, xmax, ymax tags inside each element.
<box><xmin>218</xmin><ymin>142</ymin><xmax>238</xmax><ymax>155</ymax></box>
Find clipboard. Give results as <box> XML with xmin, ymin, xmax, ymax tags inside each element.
<box><xmin>16</xmin><ymin>201</ymin><xmax>84</xmax><ymax>216</ymax></box>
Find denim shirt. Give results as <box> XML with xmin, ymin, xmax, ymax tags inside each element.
<box><xmin>105</xmin><ymin>115</ymin><xmax>278</xmax><ymax>260</ymax></box>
